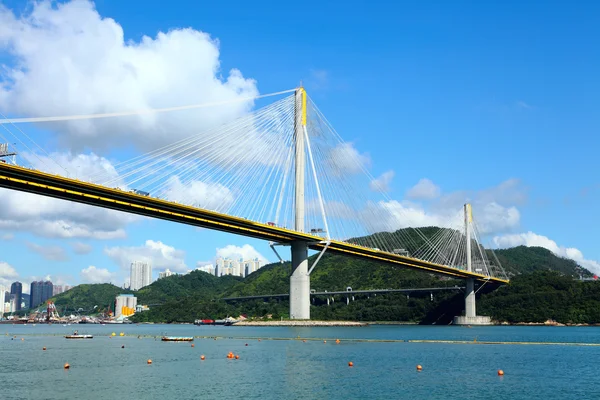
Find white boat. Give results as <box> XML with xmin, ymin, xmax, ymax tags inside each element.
<box><xmin>65</xmin><ymin>334</ymin><xmax>93</xmax><ymax>339</ymax></box>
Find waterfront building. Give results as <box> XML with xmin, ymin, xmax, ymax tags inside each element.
<box><xmin>10</xmin><ymin>282</ymin><xmax>22</xmax><ymax>311</ymax></box>
<box><xmin>30</xmin><ymin>281</ymin><xmax>53</xmax><ymax>309</ymax></box>
<box><xmin>115</xmin><ymin>294</ymin><xmax>137</xmax><ymax>317</ymax></box>
<box><xmin>130</xmin><ymin>261</ymin><xmax>152</xmax><ymax>290</ymax></box>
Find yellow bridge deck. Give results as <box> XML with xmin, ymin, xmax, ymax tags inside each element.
<box><xmin>0</xmin><ymin>163</ymin><xmax>508</xmax><ymax>284</ymax></box>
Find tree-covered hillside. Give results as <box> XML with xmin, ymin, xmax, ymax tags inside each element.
<box><xmin>49</xmin><ymin>284</ymin><xmax>130</xmax><ymax>314</ymax></box>
<box><xmin>48</xmin><ymin>229</ymin><xmax>597</xmax><ymax>324</ymax></box>
<box><xmin>494</xmin><ymin>246</ymin><xmax>591</xmax><ymax>277</ymax></box>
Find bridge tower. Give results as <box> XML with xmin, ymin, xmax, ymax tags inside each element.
<box><xmin>453</xmin><ymin>203</ymin><xmax>492</xmax><ymax>325</ymax></box>
<box><xmin>289</xmin><ymin>87</ymin><xmax>310</xmax><ymax>319</ymax></box>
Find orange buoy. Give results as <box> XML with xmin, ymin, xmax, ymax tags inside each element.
<box><xmin>235</xmin><ymin>355</ymin><xmax>240</xmax><ymax>360</ymax></box>
<box><xmin>336</xmin><ymin>339</ymin><xmax>340</xmax><ymax>344</ymax></box>
<box><xmin>348</xmin><ymin>361</ymin><xmax>353</xmax><ymax>367</ymax></box>
<box><xmin>64</xmin><ymin>363</ymin><xmax>70</xmax><ymax>369</ymax></box>
<box><xmin>498</xmin><ymin>369</ymin><xmax>504</xmax><ymax>376</ymax></box>
<box><xmin>323</xmin><ymin>340</ymin><xmax>327</xmax><ymax>343</ymax></box>
<box><xmin>416</xmin><ymin>365</ymin><xmax>423</xmax><ymax>371</ymax></box>
<box><xmin>191</xmin><ymin>344</ymin><xmax>195</xmax><ymax>348</ymax></box>
<box><xmin>21</xmin><ymin>338</ymin><xmax>24</xmax><ymax>341</ymax></box>
<box><xmin>200</xmin><ymin>355</ymin><xmax>205</xmax><ymax>360</ymax></box>
<box><xmin>303</xmin><ymin>340</ymin><xmax>306</xmax><ymax>343</ymax></box>
<box><xmin>147</xmin><ymin>359</ymin><xmax>152</xmax><ymax>365</ymax></box>
<box><xmin>42</xmin><ymin>347</ymin><xmax>47</xmax><ymax>351</ymax></box>
<box><xmin>258</xmin><ymin>339</ymin><xmax>261</xmax><ymax>342</ymax></box>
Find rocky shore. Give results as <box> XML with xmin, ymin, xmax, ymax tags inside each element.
<box><xmin>234</xmin><ymin>320</ymin><xmax>368</xmax><ymax>327</ymax></box>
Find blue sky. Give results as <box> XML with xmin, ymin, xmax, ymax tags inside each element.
<box><xmin>0</xmin><ymin>0</ymin><xmax>599</xmax><ymax>289</ymax></box>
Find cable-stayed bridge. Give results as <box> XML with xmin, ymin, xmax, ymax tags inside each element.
<box><xmin>0</xmin><ymin>87</ymin><xmax>508</xmax><ymax>323</ymax></box>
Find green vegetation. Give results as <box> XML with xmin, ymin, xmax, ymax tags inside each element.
<box><xmin>493</xmin><ymin>246</ymin><xmax>591</xmax><ymax>277</ymax></box>
<box><xmin>49</xmin><ymin>284</ymin><xmax>131</xmax><ymax>314</ymax></box>
<box><xmin>479</xmin><ymin>271</ymin><xmax>600</xmax><ymax>324</ymax></box>
<box><xmin>47</xmin><ymin>230</ymin><xmax>599</xmax><ymax>324</ymax></box>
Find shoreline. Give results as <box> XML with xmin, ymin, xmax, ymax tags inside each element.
<box><xmin>233</xmin><ymin>320</ymin><xmax>368</xmax><ymax>327</ymax></box>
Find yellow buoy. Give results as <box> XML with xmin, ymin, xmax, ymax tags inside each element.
<box><xmin>119</xmin><ymin>332</ymin><xmax>124</xmax><ymax>336</ymax></box>
<box><xmin>111</xmin><ymin>332</ymin><xmax>116</xmax><ymax>336</ymax></box>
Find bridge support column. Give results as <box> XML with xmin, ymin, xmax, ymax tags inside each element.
<box><xmin>290</xmin><ymin>241</ymin><xmax>310</xmax><ymax>319</ymax></box>
<box><xmin>453</xmin><ymin>204</ymin><xmax>491</xmax><ymax>325</ymax></box>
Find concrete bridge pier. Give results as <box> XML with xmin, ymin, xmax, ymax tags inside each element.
<box><xmin>453</xmin><ymin>204</ymin><xmax>492</xmax><ymax>326</ymax></box>
<box><xmin>290</xmin><ymin>241</ymin><xmax>310</xmax><ymax>319</ymax></box>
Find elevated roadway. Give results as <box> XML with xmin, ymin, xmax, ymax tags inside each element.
<box><xmin>0</xmin><ymin>163</ymin><xmax>508</xmax><ymax>284</ymax></box>
<box><xmin>222</xmin><ymin>286</ymin><xmax>465</xmax><ymax>301</ymax></box>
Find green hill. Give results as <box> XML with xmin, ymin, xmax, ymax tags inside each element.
<box><xmin>49</xmin><ymin>283</ymin><xmax>130</xmax><ymax>314</ymax></box>
<box><xmin>49</xmin><ymin>227</ymin><xmax>596</xmax><ymax>323</ymax></box>
<box><xmin>479</xmin><ymin>271</ymin><xmax>600</xmax><ymax>324</ymax></box>
<box><xmin>493</xmin><ymin>246</ymin><xmax>590</xmax><ymax>277</ymax></box>
<box><xmin>134</xmin><ymin>270</ymin><xmax>242</xmax><ymax>305</ymax></box>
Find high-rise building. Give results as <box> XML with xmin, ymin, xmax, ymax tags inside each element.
<box><xmin>158</xmin><ymin>269</ymin><xmax>177</xmax><ymax>279</ymax></box>
<box><xmin>30</xmin><ymin>281</ymin><xmax>53</xmax><ymax>309</ymax></box>
<box><xmin>130</xmin><ymin>261</ymin><xmax>152</xmax><ymax>290</ymax></box>
<box><xmin>115</xmin><ymin>294</ymin><xmax>137</xmax><ymax>317</ymax></box>
<box><xmin>215</xmin><ymin>257</ymin><xmax>262</xmax><ymax>278</ymax></box>
<box><xmin>0</xmin><ymin>285</ymin><xmax>6</xmax><ymax>318</ymax></box>
<box><xmin>10</xmin><ymin>282</ymin><xmax>22</xmax><ymax>311</ymax></box>
<box><xmin>53</xmin><ymin>285</ymin><xmax>64</xmax><ymax>296</ymax></box>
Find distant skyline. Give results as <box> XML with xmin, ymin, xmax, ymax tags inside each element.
<box><xmin>0</xmin><ymin>0</ymin><xmax>599</xmax><ymax>288</ymax></box>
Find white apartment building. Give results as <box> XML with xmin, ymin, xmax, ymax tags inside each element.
<box><xmin>158</xmin><ymin>268</ymin><xmax>178</xmax><ymax>279</ymax></box>
<box><xmin>214</xmin><ymin>257</ymin><xmax>262</xmax><ymax>278</ymax></box>
<box><xmin>130</xmin><ymin>261</ymin><xmax>152</xmax><ymax>290</ymax></box>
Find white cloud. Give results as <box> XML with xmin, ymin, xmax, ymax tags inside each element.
<box><xmin>0</xmin><ymin>152</ymin><xmax>137</xmax><ymax>239</ymax></box>
<box><xmin>80</xmin><ymin>266</ymin><xmax>115</xmax><ymax>284</ymax></box>
<box><xmin>370</xmin><ymin>170</ymin><xmax>395</xmax><ymax>192</ymax></box>
<box><xmin>475</xmin><ymin>202</ymin><xmax>520</xmax><ymax>235</ymax></box>
<box><xmin>406</xmin><ymin>178</ymin><xmax>441</xmax><ymax>200</ymax></box>
<box><xmin>216</xmin><ymin>244</ymin><xmax>269</xmax><ymax>264</ymax></box>
<box><xmin>104</xmin><ymin>239</ymin><xmax>188</xmax><ymax>273</ymax></box>
<box><xmin>493</xmin><ymin>231</ymin><xmax>600</xmax><ymax>275</ymax></box>
<box><xmin>363</xmin><ymin>200</ymin><xmax>452</xmax><ymax>232</ymax></box>
<box><xmin>72</xmin><ymin>242</ymin><xmax>93</xmax><ymax>255</ymax></box>
<box><xmin>0</xmin><ymin>0</ymin><xmax>258</xmax><ymax>151</ymax></box>
<box><xmin>0</xmin><ymin>261</ymin><xmax>19</xmax><ymax>287</ymax></box>
<box><xmin>328</xmin><ymin>143</ymin><xmax>370</xmax><ymax>175</ymax></box>
<box><xmin>1</xmin><ymin>233</ymin><xmax>13</xmax><ymax>240</ymax></box>
<box><xmin>362</xmin><ymin>179</ymin><xmax>523</xmax><ymax>235</ymax></box>
<box><xmin>164</xmin><ymin>176</ymin><xmax>234</xmax><ymax>211</ymax></box>
<box><xmin>26</xmin><ymin>273</ymin><xmax>72</xmax><ymax>287</ymax></box>
<box><xmin>26</xmin><ymin>242</ymin><xmax>68</xmax><ymax>261</ymax></box>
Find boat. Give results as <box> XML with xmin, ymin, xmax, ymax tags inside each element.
<box><xmin>194</xmin><ymin>317</ymin><xmax>238</xmax><ymax>326</ymax></box>
<box><xmin>194</xmin><ymin>319</ymin><xmax>215</xmax><ymax>325</ymax></box>
<box><xmin>161</xmin><ymin>336</ymin><xmax>194</xmax><ymax>342</ymax></box>
<box><xmin>65</xmin><ymin>334</ymin><xmax>93</xmax><ymax>339</ymax></box>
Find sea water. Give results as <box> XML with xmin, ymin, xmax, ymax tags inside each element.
<box><xmin>1</xmin><ymin>324</ymin><xmax>598</xmax><ymax>399</ymax></box>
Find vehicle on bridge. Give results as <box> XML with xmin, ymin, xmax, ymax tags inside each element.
<box><xmin>130</xmin><ymin>189</ymin><xmax>150</xmax><ymax>196</ymax></box>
